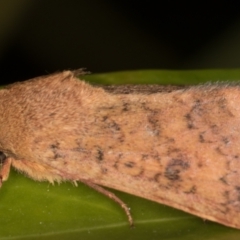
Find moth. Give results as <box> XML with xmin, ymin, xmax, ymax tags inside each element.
<box><xmin>0</xmin><ymin>70</ymin><xmax>240</xmax><ymax>229</ymax></box>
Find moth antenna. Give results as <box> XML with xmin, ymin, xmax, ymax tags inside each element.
<box><xmin>80</xmin><ymin>179</ymin><xmax>134</xmax><ymax>227</ymax></box>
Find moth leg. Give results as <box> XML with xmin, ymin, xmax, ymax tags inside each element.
<box><xmin>80</xmin><ymin>179</ymin><xmax>134</xmax><ymax>227</ymax></box>
<box><xmin>0</xmin><ymin>157</ymin><xmax>12</xmax><ymax>187</ymax></box>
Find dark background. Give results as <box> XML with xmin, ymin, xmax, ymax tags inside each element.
<box><xmin>1</xmin><ymin>1</ymin><xmax>240</xmax><ymax>84</ymax></box>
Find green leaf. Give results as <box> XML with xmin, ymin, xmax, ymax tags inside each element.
<box><xmin>84</xmin><ymin>69</ymin><xmax>240</xmax><ymax>85</ymax></box>
<box><xmin>1</xmin><ymin>69</ymin><xmax>240</xmax><ymax>239</ymax></box>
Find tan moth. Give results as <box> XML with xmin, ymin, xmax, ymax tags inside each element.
<box><xmin>0</xmin><ymin>70</ymin><xmax>240</xmax><ymax>229</ymax></box>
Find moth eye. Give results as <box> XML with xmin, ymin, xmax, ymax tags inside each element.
<box><xmin>0</xmin><ymin>152</ymin><xmax>6</xmax><ymax>165</ymax></box>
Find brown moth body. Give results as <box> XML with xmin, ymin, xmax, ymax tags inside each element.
<box><xmin>1</xmin><ymin>70</ymin><xmax>240</xmax><ymax>229</ymax></box>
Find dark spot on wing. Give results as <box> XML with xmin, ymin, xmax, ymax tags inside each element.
<box><xmin>164</xmin><ymin>158</ymin><xmax>190</xmax><ymax>181</ymax></box>
<box><xmin>124</xmin><ymin>161</ymin><xmax>135</xmax><ymax>168</ymax></box>
<box><xmin>96</xmin><ymin>147</ymin><xmax>104</xmax><ymax>161</ymax></box>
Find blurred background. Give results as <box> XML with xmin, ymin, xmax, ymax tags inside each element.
<box><xmin>0</xmin><ymin>0</ymin><xmax>240</xmax><ymax>84</ymax></box>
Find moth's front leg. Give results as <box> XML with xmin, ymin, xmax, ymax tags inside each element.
<box><xmin>0</xmin><ymin>155</ymin><xmax>12</xmax><ymax>187</ymax></box>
